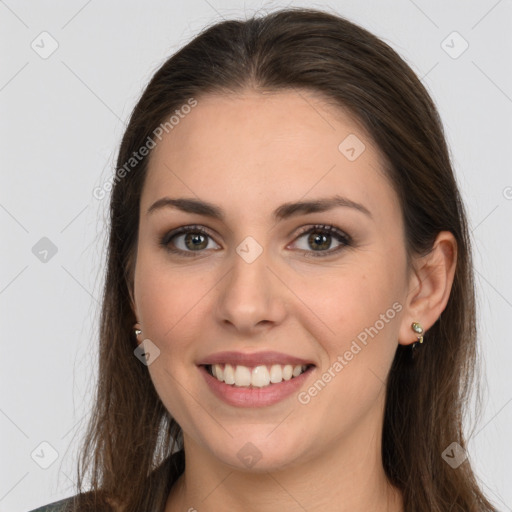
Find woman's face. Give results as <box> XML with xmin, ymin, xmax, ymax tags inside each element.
<box><xmin>133</xmin><ymin>90</ymin><xmax>411</xmax><ymax>471</ymax></box>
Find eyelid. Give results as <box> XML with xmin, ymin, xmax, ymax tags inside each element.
<box><xmin>161</xmin><ymin>224</ymin><xmax>217</xmax><ymax>243</ymax></box>
<box><xmin>292</xmin><ymin>224</ymin><xmax>351</xmax><ymax>242</ymax></box>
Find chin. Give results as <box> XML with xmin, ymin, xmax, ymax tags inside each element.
<box><xmin>202</xmin><ymin>429</ymin><xmax>307</xmax><ymax>473</ymax></box>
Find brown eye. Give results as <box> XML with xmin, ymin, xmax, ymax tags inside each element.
<box><xmin>291</xmin><ymin>224</ymin><xmax>351</xmax><ymax>257</ymax></box>
<box><xmin>160</xmin><ymin>226</ymin><xmax>220</xmax><ymax>256</ymax></box>
<box><xmin>307</xmin><ymin>231</ymin><xmax>332</xmax><ymax>251</ymax></box>
<box><xmin>182</xmin><ymin>232</ymin><xmax>209</xmax><ymax>251</ymax></box>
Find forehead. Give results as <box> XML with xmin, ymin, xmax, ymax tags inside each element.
<box><xmin>142</xmin><ymin>90</ymin><xmax>397</xmax><ymax>222</ymax></box>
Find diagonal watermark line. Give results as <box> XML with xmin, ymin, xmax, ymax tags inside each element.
<box><xmin>201</xmin><ymin>0</ymin><xmax>226</xmax><ymax>20</ymax></box>
<box><xmin>164</xmin><ymin>267</ymin><xmax>233</xmax><ymax>337</ymax></box>
<box><xmin>61</xmin><ymin>0</ymin><xmax>94</xmax><ymax>29</ymax></box>
<box><xmin>266</xmin><ymin>164</ymin><xmax>337</xmax><ymax>235</ymax></box>
<box><xmin>407</xmin><ymin>0</ymin><xmax>439</xmax><ymax>28</ymax></box>
<box><xmin>163</xmin><ymin>366</ymin><xmax>234</xmax><ymax>438</ymax></box>
<box><xmin>0</xmin><ymin>265</ymin><xmax>28</xmax><ymax>295</ymax></box>
<box><xmin>297</xmin><ymin>164</ymin><xmax>337</xmax><ymax>204</ymax></box>
<box><xmin>60</xmin><ymin>205</ymin><xmax>88</xmax><ymax>233</ymax></box>
<box><xmin>162</xmin><ymin>162</ymin><xmax>200</xmax><ymax>198</ymax></box>
<box><xmin>0</xmin><ymin>61</ymin><xmax>29</xmax><ymax>92</ymax></box>
<box><xmin>61</xmin><ymin>61</ymin><xmax>125</xmax><ymax>123</ymax></box>
<box><xmin>0</xmin><ymin>408</ymin><xmax>29</xmax><ymax>439</ymax></box>
<box><xmin>60</xmin><ymin>414</ymin><xmax>86</xmax><ymax>440</ymax></box>
<box><xmin>161</xmin><ymin>162</ymin><xmax>235</xmax><ymax>240</ymax></box>
<box><xmin>472</xmin><ymin>61</ymin><xmax>512</xmax><ymax>105</ymax></box>
<box><xmin>471</xmin><ymin>0</ymin><xmax>504</xmax><ymax>30</ymax></box>
<box><xmin>478</xmin><ymin>479</ymin><xmax>512</xmax><ymax>512</ymax></box>
<box><xmin>367</xmin><ymin>366</ymin><xmax>385</xmax><ymax>385</ymax></box>
<box><xmin>0</xmin><ymin>472</ymin><xmax>29</xmax><ymax>502</ymax></box>
<box><xmin>60</xmin><ymin>265</ymin><xmax>100</xmax><ymax>305</ymax></box>
<box><xmin>265</xmin><ymin>265</ymin><xmax>336</xmax><ymax>335</ymax></box>
<box><xmin>291</xmin><ymin>84</ymin><xmax>336</xmax><ymax>131</ymax></box>
<box><xmin>0</xmin><ymin>202</ymin><xmax>29</xmax><ymax>232</ymax></box>
<box><xmin>421</xmin><ymin>61</ymin><xmax>439</xmax><ymax>80</ymax></box>
<box><xmin>470</xmin><ymin>395</ymin><xmax>512</xmax><ymax>440</ymax></box>
<box><xmin>471</xmin><ymin>205</ymin><xmax>499</xmax><ymax>232</ymax></box>
<box><xmin>265</xmin><ymin>409</ymin><xmax>295</xmax><ymax>438</ymax></box>
<box><xmin>265</xmin><ymin>473</ymin><xmax>308</xmax><ymax>511</ymax></box>
<box><xmin>200</xmin><ymin>470</ymin><xmax>233</xmax><ymax>502</ymax></box>
<box><xmin>0</xmin><ymin>0</ymin><xmax>29</xmax><ymax>28</ymax></box>
<box><xmin>475</xmin><ymin>268</ymin><xmax>512</xmax><ymax>308</ymax></box>
<box><xmin>61</xmin><ymin>470</ymin><xmax>76</xmax><ymax>486</ymax></box>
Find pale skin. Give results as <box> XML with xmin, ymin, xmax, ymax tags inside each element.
<box><xmin>130</xmin><ymin>90</ymin><xmax>457</xmax><ymax>512</ymax></box>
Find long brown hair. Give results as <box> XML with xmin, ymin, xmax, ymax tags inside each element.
<box><xmin>73</xmin><ymin>8</ymin><xmax>497</xmax><ymax>511</ymax></box>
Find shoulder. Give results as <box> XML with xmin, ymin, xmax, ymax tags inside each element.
<box><xmin>27</xmin><ymin>451</ymin><xmax>184</xmax><ymax>512</ymax></box>
<box><xmin>27</xmin><ymin>495</ymin><xmax>76</xmax><ymax>512</ymax></box>
<box><xmin>27</xmin><ymin>492</ymin><xmax>113</xmax><ymax>512</ymax></box>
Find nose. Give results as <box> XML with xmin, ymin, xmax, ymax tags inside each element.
<box><xmin>215</xmin><ymin>247</ymin><xmax>288</xmax><ymax>335</ymax></box>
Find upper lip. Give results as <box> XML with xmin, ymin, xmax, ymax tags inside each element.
<box><xmin>197</xmin><ymin>351</ymin><xmax>315</xmax><ymax>368</ymax></box>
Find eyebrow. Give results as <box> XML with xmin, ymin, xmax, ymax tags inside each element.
<box><xmin>146</xmin><ymin>194</ymin><xmax>372</xmax><ymax>221</ymax></box>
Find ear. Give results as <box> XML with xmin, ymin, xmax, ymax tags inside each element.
<box><xmin>127</xmin><ymin>278</ymin><xmax>143</xmax><ymax>345</ymax></box>
<box><xmin>125</xmin><ymin>252</ymin><xmax>139</xmax><ymax>319</ymax></box>
<box><xmin>398</xmin><ymin>231</ymin><xmax>457</xmax><ymax>346</ymax></box>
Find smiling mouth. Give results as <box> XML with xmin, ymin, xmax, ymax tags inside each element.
<box><xmin>204</xmin><ymin>363</ymin><xmax>314</xmax><ymax>388</ymax></box>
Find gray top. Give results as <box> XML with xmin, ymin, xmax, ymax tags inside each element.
<box><xmin>28</xmin><ymin>495</ymin><xmax>75</xmax><ymax>512</ymax></box>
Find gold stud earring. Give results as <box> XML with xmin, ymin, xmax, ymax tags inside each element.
<box><xmin>411</xmin><ymin>321</ymin><xmax>424</xmax><ymax>351</ymax></box>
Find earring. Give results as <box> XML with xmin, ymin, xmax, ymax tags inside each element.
<box><xmin>411</xmin><ymin>321</ymin><xmax>424</xmax><ymax>351</ymax></box>
<box><xmin>134</xmin><ymin>323</ymin><xmax>142</xmax><ymax>337</ymax></box>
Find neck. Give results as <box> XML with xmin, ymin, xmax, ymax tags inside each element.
<box><xmin>165</xmin><ymin>419</ymin><xmax>403</xmax><ymax>512</ymax></box>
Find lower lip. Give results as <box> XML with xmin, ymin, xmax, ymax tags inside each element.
<box><xmin>199</xmin><ymin>365</ymin><xmax>315</xmax><ymax>408</ymax></box>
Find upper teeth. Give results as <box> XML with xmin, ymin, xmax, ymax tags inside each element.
<box><xmin>209</xmin><ymin>363</ymin><xmax>308</xmax><ymax>388</ymax></box>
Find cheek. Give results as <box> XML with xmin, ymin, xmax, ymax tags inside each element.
<box><xmin>296</xmin><ymin>261</ymin><xmax>402</xmax><ymax>350</ymax></box>
<box><xmin>293</xmin><ymin>263</ymin><xmax>403</xmax><ymax>424</ymax></box>
<box><xmin>133</xmin><ymin>251</ymin><xmax>215</xmax><ymax>424</ymax></box>
<box><xmin>291</xmin><ymin>261</ymin><xmax>405</xmax><ymax>420</ymax></box>
<box><xmin>133</xmin><ymin>249</ymin><xmax>213</xmax><ymax>359</ymax></box>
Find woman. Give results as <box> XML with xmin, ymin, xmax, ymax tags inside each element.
<box><xmin>30</xmin><ymin>7</ymin><xmax>497</xmax><ymax>512</ymax></box>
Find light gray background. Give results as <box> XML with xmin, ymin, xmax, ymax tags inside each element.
<box><xmin>1</xmin><ymin>1</ymin><xmax>511</xmax><ymax>511</ymax></box>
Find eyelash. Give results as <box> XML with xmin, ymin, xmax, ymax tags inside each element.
<box><xmin>159</xmin><ymin>224</ymin><xmax>352</xmax><ymax>258</ymax></box>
